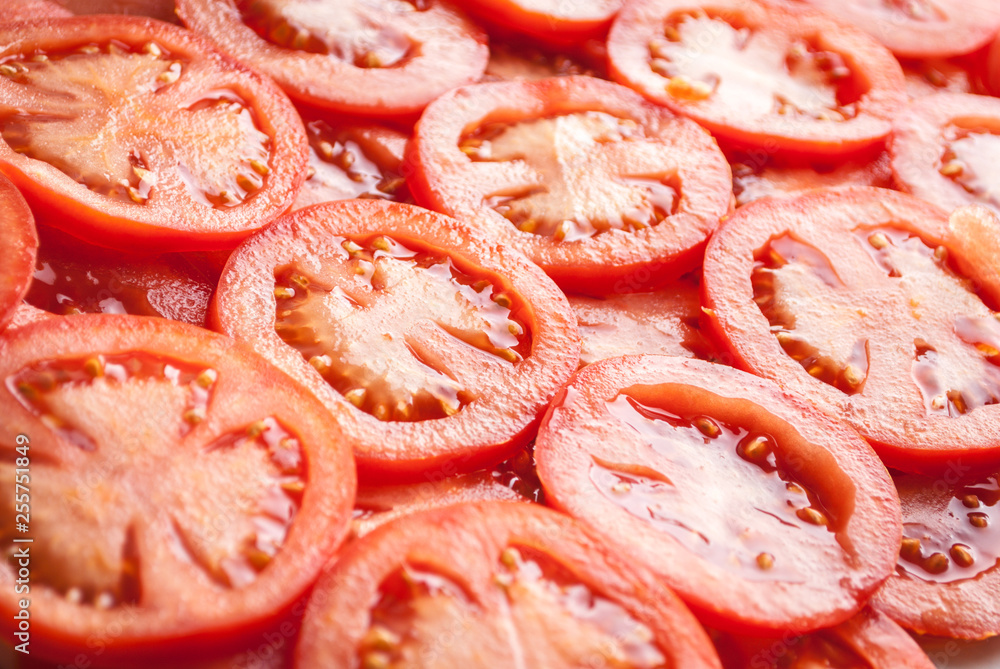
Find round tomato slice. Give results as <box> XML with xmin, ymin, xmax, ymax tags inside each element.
<box><xmin>0</xmin><ymin>16</ymin><xmax>308</xmax><ymax>252</ymax></box>
<box><xmin>26</xmin><ymin>225</ymin><xmax>214</xmax><ymax>327</ymax></box>
<box><xmin>871</xmin><ymin>469</ymin><xmax>1000</xmax><ymax>640</ymax></box>
<box><xmin>569</xmin><ymin>271</ymin><xmax>721</xmax><ymax>365</ymax></box>
<box><xmin>0</xmin><ymin>172</ymin><xmax>37</xmax><ymax>332</ymax></box>
<box><xmin>212</xmin><ymin>199</ymin><xmax>580</xmax><ymax>481</ymax></box>
<box><xmin>891</xmin><ymin>92</ymin><xmax>1000</xmax><ymax>216</ymax></box>
<box><xmin>793</xmin><ymin>0</ymin><xmax>1000</xmax><ymax>59</ymax></box>
<box><xmin>175</xmin><ymin>0</ymin><xmax>488</xmax><ymax>118</ymax></box>
<box><xmin>51</xmin><ymin>0</ymin><xmax>180</xmax><ymax>22</ymax></box>
<box><xmin>902</xmin><ymin>56</ymin><xmax>982</xmax><ymax>100</ymax></box>
<box><xmin>0</xmin><ymin>314</ymin><xmax>356</xmax><ymax>665</ymax></box>
<box><xmin>703</xmin><ymin>187</ymin><xmax>1000</xmax><ymax>473</ymax></box>
<box><xmin>462</xmin><ymin>0</ymin><xmax>623</xmax><ymax>41</ymax></box>
<box><xmin>409</xmin><ymin>76</ymin><xmax>732</xmax><ymax>295</ymax></box>
<box><xmin>728</xmin><ymin>149</ymin><xmax>892</xmax><ymax>207</ymax></box>
<box><xmin>295</xmin><ymin>501</ymin><xmax>723</xmax><ymax>668</ymax></box>
<box><xmin>712</xmin><ymin>607</ymin><xmax>934</xmax><ymax>668</ymax></box>
<box><xmin>535</xmin><ymin>355</ymin><xmax>902</xmax><ymax>635</ymax></box>
<box><xmin>607</xmin><ymin>0</ymin><xmax>906</xmax><ymax>157</ymax></box>
<box><xmin>7</xmin><ymin>0</ymin><xmax>73</xmax><ymax>20</ymax></box>
<box><xmin>293</xmin><ymin>115</ymin><xmax>412</xmax><ymax>211</ymax></box>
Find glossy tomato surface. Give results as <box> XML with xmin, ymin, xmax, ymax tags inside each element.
<box><xmin>176</xmin><ymin>0</ymin><xmax>488</xmax><ymax>118</ymax></box>
<box><xmin>891</xmin><ymin>93</ymin><xmax>1000</xmax><ymax>216</ymax></box>
<box><xmin>296</xmin><ymin>501</ymin><xmax>723</xmax><ymax>668</ymax></box>
<box><xmin>52</xmin><ymin>0</ymin><xmax>179</xmax><ymax>22</ymax></box>
<box><xmin>0</xmin><ymin>314</ymin><xmax>356</xmax><ymax>665</ymax></box>
<box><xmin>213</xmin><ymin>199</ymin><xmax>580</xmax><ymax>481</ymax></box>
<box><xmin>0</xmin><ymin>16</ymin><xmax>307</xmax><ymax>251</ymax></box>
<box><xmin>462</xmin><ymin>0</ymin><xmax>623</xmax><ymax>41</ymax></box>
<box><xmin>703</xmin><ymin>187</ymin><xmax>1000</xmax><ymax>473</ymax></box>
<box><xmin>607</xmin><ymin>0</ymin><xmax>906</xmax><ymax>157</ymax></box>
<box><xmin>535</xmin><ymin>355</ymin><xmax>901</xmax><ymax>635</ymax></box>
<box><xmin>410</xmin><ymin>75</ymin><xmax>732</xmax><ymax>295</ymax></box>
<box><xmin>872</xmin><ymin>468</ymin><xmax>1000</xmax><ymax>640</ymax></box>
<box><xmin>0</xmin><ymin>172</ymin><xmax>37</xmax><ymax>332</ymax></box>
<box><xmin>7</xmin><ymin>0</ymin><xmax>73</xmax><ymax>20</ymax></box>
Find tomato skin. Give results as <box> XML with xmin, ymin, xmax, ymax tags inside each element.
<box><xmin>534</xmin><ymin>355</ymin><xmax>902</xmax><ymax>636</ymax></box>
<box><xmin>703</xmin><ymin>187</ymin><xmax>1000</xmax><ymax>474</ymax></box>
<box><xmin>0</xmin><ymin>16</ymin><xmax>308</xmax><ymax>252</ymax></box>
<box><xmin>295</xmin><ymin>501</ymin><xmax>724</xmax><ymax>669</ymax></box>
<box><xmin>607</xmin><ymin>0</ymin><xmax>906</xmax><ymax>158</ymax></box>
<box><xmin>409</xmin><ymin>75</ymin><xmax>733</xmax><ymax>296</ymax></box>
<box><xmin>990</xmin><ymin>36</ymin><xmax>1000</xmax><ymax>96</ymax></box>
<box><xmin>462</xmin><ymin>0</ymin><xmax>624</xmax><ymax>41</ymax></box>
<box><xmin>212</xmin><ymin>199</ymin><xmax>580</xmax><ymax>482</ymax></box>
<box><xmin>0</xmin><ymin>172</ymin><xmax>38</xmax><ymax>332</ymax></box>
<box><xmin>713</xmin><ymin>607</ymin><xmax>934</xmax><ymax>668</ymax></box>
<box><xmin>0</xmin><ymin>314</ymin><xmax>357</xmax><ymax>666</ymax></box>
<box><xmin>176</xmin><ymin>0</ymin><xmax>489</xmax><ymax>119</ymax></box>
<box><xmin>890</xmin><ymin>92</ymin><xmax>1000</xmax><ymax>215</ymax></box>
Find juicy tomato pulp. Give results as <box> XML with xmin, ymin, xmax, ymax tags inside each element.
<box><xmin>213</xmin><ymin>199</ymin><xmax>580</xmax><ymax>480</ymax></box>
<box><xmin>176</xmin><ymin>0</ymin><xmax>489</xmax><ymax>117</ymax></box>
<box><xmin>872</xmin><ymin>469</ymin><xmax>1000</xmax><ymax>640</ymax></box>
<box><xmin>409</xmin><ymin>75</ymin><xmax>732</xmax><ymax>295</ymax></box>
<box><xmin>0</xmin><ymin>16</ymin><xmax>307</xmax><ymax>251</ymax></box>
<box><xmin>703</xmin><ymin>187</ymin><xmax>1000</xmax><ymax>473</ymax></box>
<box><xmin>535</xmin><ymin>355</ymin><xmax>901</xmax><ymax>635</ymax></box>
<box><xmin>0</xmin><ymin>315</ymin><xmax>356</xmax><ymax>665</ymax></box>
<box><xmin>26</xmin><ymin>225</ymin><xmax>214</xmax><ymax>327</ymax></box>
<box><xmin>607</xmin><ymin>0</ymin><xmax>906</xmax><ymax>156</ymax></box>
<box><xmin>0</xmin><ymin>171</ymin><xmax>37</xmax><ymax>331</ymax></box>
<box><xmin>7</xmin><ymin>0</ymin><xmax>73</xmax><ymax>20</ymax></box>
<box><xmin>296</xmin><ymin>502</ymin><xmax>724</xmax><ymax>668</ymax></box>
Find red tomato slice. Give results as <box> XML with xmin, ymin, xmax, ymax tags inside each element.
<box><xmin>990</xmin><ymin>36</ymin><xmax>1000</xmax><ymax>96</ymax></box>
<box><xmin>712</xmin><ymin>607</ymin><xmax>934</xmax><ymax>668</ymax></box>
<box><xmin>352</xmin><ymin>445</ymin><xmax>542</xmax><ymax>538</ymax></box>
<box><xmin>0</xmin><ymin>16</ymin><xmax>308</xmax><ymax>252</ymax></box>
<box><xmin>212</xmin><ymin>199</ymin><xmax>580</xmax><ymax>481</ymax></box>
<box><xmin>703</xmin><ymin>187</ymin><xmax>1000</xmax><ymax>473</ymax></box>
<box><xmin>568</xmin><ymin>271</ymin><xmax>722</xmax><ymax>364</ymax></box>
<box><xmin>462</xmin><ymin>0</ymin><xmax>624</xmax><ymax>41</ymax></box>
<box><xmin>902</xmin><ymin>56</ymin><xmax>982</xmax><ymax>99</ymax></box>
<box><xmin>535</xmin><ymin>354</ymin><xmax>901</xmax><ymax>635</ymax></box>
<box><xmin>891</xmin><ymin>92</ymin><xmax>1000</xmax><ymax>216</ymax></box>
<box><xmin>295</xmin><ymin>501</ymin><xmax>723</xmax><ymax>668</ymax></box>
<box><xmin>7</xmin><ymin>0</ymin><xmax>73</xmax><ymax>20</ymax></box>
<box><xmin>607</xmin><ymin>0</ymin><xmax>906</xmax><ymax>157</ymax></box>
<box><xmin>175</xmin><ymin>0</ymin><xmax>488</xmax><ymax>118</ymax></box>
<box><xmin>728</xmin><ymin>149</ymin><xmax>893</xmax><ymax>207</ymax></box>
<box><xmin>0</xmin><ymin>172</ymin><xmax>37</xmax><ymax>332</ymax></box>
<box><xmin>293</xmin><ymin>115</ymin><xmax>412</xmax><ymax>211</ymax></box>
<box><xmin>409</xmin><ymin>76</ymin><xmax>733</xmax><ymax>295</ymax></box>
<box><xmin>51</xmin><ymin>0</ymin><xmax>180</xmax><ymax>22</ymax></box>
<box><xmin>26</xmin><ymin>225</ymin><xmax>215</xmax><ymax>326</ymax></box>
<box><xmin>872</xmin><ymin>468</ymin><xmax>1000</xmax><ymax>640</ymax></box>
<box><xmin>792</xmin><ymin>0</ymin><xmax>1000</xmax><ymax>59</ymax></box>
<box><xmin>482</xmin><ymin>38</ymin><xmax>606</xmax><ymax>82</ymax></box>
<box><xmin>0</xmin><ymin>314</ymin><xmax>356</xmax><ymax>665</ymax></box>
<box><xmin>6</xmin><ymin>302</ymin><xmax>52</xmax><ymax>331</ymax></box>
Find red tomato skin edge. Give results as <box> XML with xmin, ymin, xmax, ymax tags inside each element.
<box><xmin>0</xmin><ymin>172</ymin><xmax>38</xmax><ymax>331</ymax></box>
<box><xmin>462</xmin><ymin>0</ymin><xmax>619</xmax><ymax>43</ymax></box>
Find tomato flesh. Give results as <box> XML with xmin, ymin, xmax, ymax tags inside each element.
<box><xmin>7</xmin><ymin>0</ymin><xmax>73</xmax><ymax>20</ymax></box>
<box><xmin>535</xmin><ymin>355</ymin><xmax>901</xmax><ymax>635</ymax></box>
<box><xmin>295</xmin><ymin>502</ymin><xmax>723</xmax><ymax>668</ymax></box>
<box><xmin>728</xmin><ymin>151</ymin><xmax>892</xmax><ymax>207</ymax></box>
<box><xmin>0</xmin><ymin>172</ymin><xmax>37</xmax><ymax>331</ymax></box>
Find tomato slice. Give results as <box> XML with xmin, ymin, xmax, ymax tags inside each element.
<box><xmin>293</xmin><ymin>115</ymin><xmax>412</xmax><ymax>211</ymax></box>
<box><xmin>50</xmin><ymin>0</ymin><xmax>180</xmax><ymax>22</ymax></box>
<box><xmin>703</xmin><ymin>187</ymin><xmax>1000</xmax><ymax>473</ymax></box>
<box><xmin>535</xmin><ymin>355</ymin><xmax>901</xmax><ymax>635</ymax></box>
<box><xmin>0</xmin><ymin>172</ymin><xmax>37</xmax><ymax>332</ymax></box>
<box><xmin>295</xmin><ymin>501</ymin><xmax>723</xmax><ymax>668</ymax></box>
<box><xmin>891</xmin><ymin>92</ymin><xmax>1000</xmax><ymax>216</ymax></box>
<box><xmin>483</xmin><ymin>38</ymin><xmax>606</xmax><ymax>82</ymax></box>
<box><xmin>712</xmin><ymin>607</ymin><xmax>934</xmax><ymax>668</ymax></box>
<box><xmin>352</xmin><ymin>445</ymin><xmax>542</xmax><ymax>538</ymax></box>
<box><xmin>792</xmin><ymin>0</ymin><xmax>1000</xmax><ymax>59</ymax></box>
<box><xmin>902</xmin><ymin>56</ymin><xmax>983</xmax><ymax>99</ymax></box>
<box><xmin>26</xmin><ymin>225</ymin><xmax>215</xmax><ymax>326</ymax></box>
<box><xmin>0</xmin><ymin>16</ymin><xmax>308</xmax><ymax>252</ymax></box>
<box><xmin>7</xmin><ymin>0</ymin><xmax>73</xmax><ymax>20</ymax></box>
<box><xmin>462</xmin><ymin>0</ymin><xmax>624</xmax><ymax>41</ymax></box>
<box><xmin>6</xmin><ymin>302</ymin><xmax>52</xmax><ymax>331</ymax></box>
<box><xmin>728</xmin><ymin>149</ymin><xmax>892</xmax><ymax>207</ymax></box>
<box><xmin>175</xmin><ymin>0</ymin><xmax>488</xmax><ymax>118</ymax></box>
<box><xmin>409</xmin><ymin>75</ymin><xmax>732</xmax><ymax>295</ymax></box>
<box><xmin>569</xmin><ymin>271</ymin><xmax>721</xmax><ymax>365</ymax></box>
<box><xmin>607</xmin><ymin>0</ymin><xmax>906</xmax><ymax>157</ymax></box>
<box><xmin>871</xmin><ymin>469</ymin><xmax>1000</xmax><ymax>640</ymax></box>
<box><xmin>212</xmin><ymin>199</ymin><xmax>580</xmax><ymax>480</ymax></box>
<box><xmin>990</xmin><ymin>36</ymin><xmax>1000</xmax><ymax>96</ymax></box>
<box><xmin>0</xmin><ymin>314</ymin><xmax>356</xmax><ymax>665</ymax></box>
